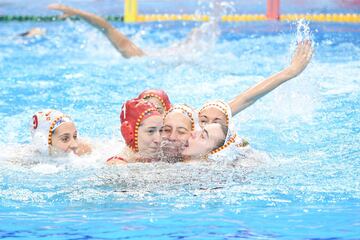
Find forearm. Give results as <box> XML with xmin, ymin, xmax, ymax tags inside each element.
<box><xmin>229</xmin><ymin>68</ymin><xmax>294</xmax><ymax>116</ymax></box>
<box><xmin>67</xmin><ymin>7</ymin><xmax>145</xmax><ymax>58</ymax></box>
<box><xmin>229</xmin><ymin>40</ymin><xmax>313</xmax><ymax>116</ymax></box>
<box><xmin>107</xmin><ymin>28</ymin><xmax>145</xmax><ymax>58</ymax></box>
<box><xmin>70</xmin><ymin>9</ymin><xmax>112</xmax><ymax>33</ymax></box>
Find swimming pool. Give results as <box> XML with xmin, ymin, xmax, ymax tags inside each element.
<box><xmin>1</xmin><ymin>11</ymin><xmax>360</xmax><ymax>240</ymax></box>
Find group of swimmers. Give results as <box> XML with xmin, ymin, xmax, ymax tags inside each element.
<box><xmin>29</xmin><ymin>4</ymin><xmax>313</xmax><ymax>164</ymax></box>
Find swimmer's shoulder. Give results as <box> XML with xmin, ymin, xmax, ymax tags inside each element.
<box><xmin>19</xmin><ymin>28</ymin><xmax>46</xmax><ymax>38</ymax></box>
<box><xmin>76</xmin><ymin>139</ymin><xmax>92</xmax><ymax>156</ymax></box>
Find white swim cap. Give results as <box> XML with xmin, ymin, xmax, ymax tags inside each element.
<box><xmin>30</xmin><ymin>109</ymin><xmax>72</xmax><ymax>154</ymax></box>
<box><xmin>199</xmin><ymin>100</ymin><xmax>248</xmax><ymax>159</ymax></box>
<box><xmin>164</xmin><ymin>104</ymin><xmax>201</xmax><ymax>131</ymax></box>
<box><xmin>199</xmin><ymin>99</ymin><xmax>232</xmax><ymax>137</ymax></box>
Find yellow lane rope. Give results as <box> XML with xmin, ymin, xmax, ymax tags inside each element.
<box><xmin>131</xmin><ymin>14</ymin><xmax>360</xmax><ymax>23</ymax></box>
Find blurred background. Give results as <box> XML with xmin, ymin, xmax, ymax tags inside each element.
<box><xmin>1</xmin><ymin>0</ymin><xmax>359</xmax><ymax>16</ymax></box>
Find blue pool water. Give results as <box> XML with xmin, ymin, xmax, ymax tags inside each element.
<box><xmin>0</xmin><ymin>18</ymin><xmax>360</xmax><ymax>239</ymax></box>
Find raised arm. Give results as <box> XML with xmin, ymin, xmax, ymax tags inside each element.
<box><xmin>229</xmin><ymin>40</ymin><xmax>313</xmax><ymax>116</ymax></box>
<box><xmin>48</xmin><ymin>4</ymin><xmax>145</xmax><ymax>58</ymax></box>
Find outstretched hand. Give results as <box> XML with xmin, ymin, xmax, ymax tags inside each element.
<box><xmin>48</xmin><ymin>4</ymin><xmax>77</xmax><ymax>19</ymax></box>
<box><xmin>287</xmin><ymin>40</ymin><xmax>313</xmax><ymax>77</ymax></box>
<box><xmin>229</xmin><ymin>40</ymin><xmax>313</xmax><ymax>116</ymax></box>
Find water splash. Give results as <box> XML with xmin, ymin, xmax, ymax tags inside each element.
<box><xmin>150</xmin><ymin>0</ymin><xmax>229</xmax><ymax>61</ymax></box>
<box><xmin>287</xmin><ymin>19</ymin><xmax>313</xmax><ymax>63</ymax></box>
<box><xmin>1</xmin><ymin>15</ymin><xmax>359</xmax><ymax>239</ymax></box>
<box><xmin>296</xmin><ymin>19</ymin><xmax>311</xmax><ymax>42</ymax></box>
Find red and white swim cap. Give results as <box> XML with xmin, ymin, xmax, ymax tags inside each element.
<box><xmin>30</xmin><ymin>109</ymin><xmax>72</xmax><ymax>154</ymax></box>
<box><xmin>138</xmin><ymin>89</ymin><xmax>172</xmax><ymax>112</ymax></box>
<box><xmin>164</xmin><ymin>104</ymin><xmax>199</xmax><ymax>131</ymax></box>
<box><xmin>120</xmin><ymin>99</ymin><xmax>161</xmax><ymax>152</ymax></box>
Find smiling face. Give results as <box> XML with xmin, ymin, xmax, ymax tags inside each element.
<box><xmin>161</xmin><ymin>111</ymin><xmax>192</xmax><ymax>158</ymax></box>
<box><xmin>137</xmin><ymin>115</ymin><xmax>163</xmax><ymax>157</ymax></box>
<box><xmin>182</xmin><ymin>123</ymin><xmax>226</xmax><ymax>158</ymax></box>
<box><xmin>162</xmin><ymin>111</ymin><xmax>192</xmax><ymax>141</ymax></box>
<box><xmin>199</xmin><ymin>107</ymin><xmax>227</xmax><ymax>128</ymax></box>
<box><xmin>50</xmin><ymin>122</ymin><xmax>78</xmax><ymax>155</ymax></box>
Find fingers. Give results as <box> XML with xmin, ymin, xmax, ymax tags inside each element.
<box><xmin>294</xmin><ymin>40</ymin><xmax>313</xmax><ymax>61</ymax></box>
<box><xmin>306</xmin><ymin>42</ymin><xmax>314</xmax><ymax>62</ymax></box>
<box><xmin>291</xmin><ymin>42</ymin><xmax>304</xmax><ymax>63</ymax></box>
<box><xmin>299</xmin><ymin>40</ymin><xmax>313</xmax><ymax>63</ymax></box>
<box><xmin>289</xmin><ymin>39</ymin><xmax>314</xmax><ymax>74</ymax></box>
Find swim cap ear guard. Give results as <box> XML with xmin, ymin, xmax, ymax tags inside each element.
<box><xmin>31</xmin><ymin>131</ymin><xmax>49</xmax><ymax>154</ymax></box>
<box><xmin>120</xmin><ymin>120</ymin><xmax>135</xmax><ymax>151</ymax></box>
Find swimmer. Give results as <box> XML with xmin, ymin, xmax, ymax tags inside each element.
<box><xmin>138</xmin><ymin>89</ymin><xmax>172</xmax><ymax>115</ymax></box>
<box><xmin>126</xmin><ymin>41</ymin><xmax>312</xmax><ymax>161</ymax></box>
<box><xmin>160</xmin><ymin>38</ymin><xmax>312</xmax><ymax>159</ymax></box>
<box><xmin>19</xmin><ymin>28</ymin><xmax>46</xmax><ymax>38</ymax></box>
<box><xmin>161</xmin><ymin>104</ymin><xmax>237</xmax><ymax>162</ymax></box>
<box><xmin>200</xmin><ymin>101</ymin><xmax>249</xmax><ymax>161</ymax></box>
<box><xmin>185</xmin><ymin>41</ymin><xmax>313</xmax><ymax>160</ymax></box>
<box><xmin>160</xmin><ymin>104</ymin><xmax>196</xmax><ymax>162</ymax></box>
<box><xmin>48</xmin><ymin>4</ymin><xmax>144</xmax><ymax>58</ymax></box>
<box><xmin>107</xmin><ymin>99</ymin><xmax>162</xmax><ymax>164</ymax></box>
<box><xmin>183</xmin><ymin>122</ymin><xmax>264</xmax><ymax>167</ymax></box>
<box><xmin>182</xmin><ymin>123</ymin><xmax>227</xmax><ymax>161</ymax></box>
<box><xmin>199</xmin><ymin>99</ymin><xmax>249</xmax><ymax>147</ymax></box>
<box><xmin>48</xmin><ymin>3</ymin><xmax>218</xmax><ymax>59</ymax></box>
<box><xmin>31</xmin><ymin>109</ymin><xmax>91</xmax><ymax>156</ymax></box>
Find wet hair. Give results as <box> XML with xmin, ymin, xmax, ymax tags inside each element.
<box><xmin>143</xmin><ymin>96</ymin><xmax>153</xmax><ymax>100</ymax></box>
<box><xmin>211</xmin><ymin>123</ymin><xmax>228</xmax><ymax>151</ymax></box>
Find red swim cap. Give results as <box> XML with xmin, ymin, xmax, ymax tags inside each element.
<box><xmin>120</xmin><ymin>98</ymin><xmax>161</xmax><ymax>152</ymax></box>
<box><xmin>138</xmin><ymin>89</ymin><xmax>171</xmax><ymax>112</ymax></box>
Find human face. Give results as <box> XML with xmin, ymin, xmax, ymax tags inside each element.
<box><xmin>199</xmin><ymin>107</ymin><xmax>227</xmax><ymax>128</ymax></box>
<box><xmin>162</xmin><ymin>111</ymin><xmax>192</xmax><ymax>142</ymax></box>
<box><xmin>161</xmin><ymin>111</ymin><xmax>192</xmax><ymax>156</ymax></box>
<box><xmin>182</xmin><ymin>123</ymin><xmax>226</xmax><ymax>158</ymax></box>
<box><xmin>145</xmin><ymin>97</ymin><xmax>165</xmax><ymax>114</ymax></box>
<box><xmin>50</xmin><ymin>122</ymin><xmax>78</xmax><ymax>155</ymax></box>
<box><xmin>137</xmin><ymin>115</ymin><xmax>162</xmax><ymax>157</ymax></box>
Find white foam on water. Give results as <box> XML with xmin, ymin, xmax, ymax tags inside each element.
<box><xmin>0</xmin><ymin>8</ymin><xmax>359</xmax><ymax>212</ymax></box>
